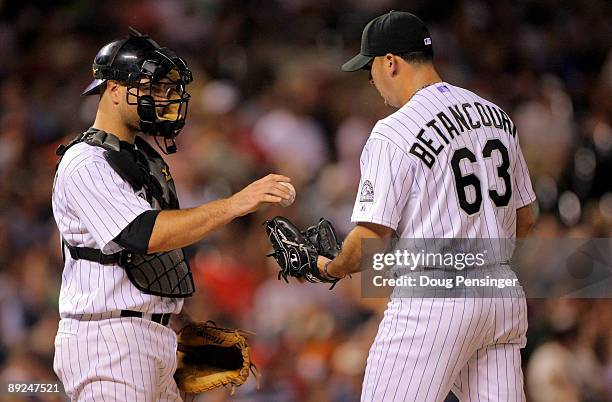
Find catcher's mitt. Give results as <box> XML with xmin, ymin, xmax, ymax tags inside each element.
<box><xmin>265</xmin><ymin>216</ymin><xmax>342</xmax><ymax>287</ymax></box>
<box><xmin>174</xmin><ymin>321</ymin><xmax>258</xmax><ymax>395</ymax></box>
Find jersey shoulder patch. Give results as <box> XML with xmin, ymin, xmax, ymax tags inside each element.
<box><xmin>360</xmin><ymin>180</ymin><xmax>374</xmax><ymax>203</ymax></box>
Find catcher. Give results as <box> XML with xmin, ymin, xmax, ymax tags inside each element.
<box><xmin>52</xmin><ymin>29</ymin><xmax>283</xmax><ymax>401</ymax></box>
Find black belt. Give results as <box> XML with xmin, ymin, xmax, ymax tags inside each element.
<box><xmin>120</xmin><ymin>310</ymin><xmax>171</xmax><ymax>326</ymax></box>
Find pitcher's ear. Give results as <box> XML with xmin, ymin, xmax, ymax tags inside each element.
<box><xmin>385</xmin><ymin>54</ymin><xmax>398</xmax><ymax>76</ymax></box>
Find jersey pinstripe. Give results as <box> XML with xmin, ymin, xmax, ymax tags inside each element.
<box><xmin>351</xmin><ymin>82</ymin><xmax>536</xmax><ymax>240</ymax></box>
<box><xmin>52</xmin><ymin>142</ymin><xmax>182</xmax><ymax>316</ymax></box>
<box><xmin>354</xmin><ymin>82</ymin><xmax>534</xmax><ymax>402</ymax></box>
<box><xmin>54</xmin><ymin>317</ymin><xmax>183</xmax><ymax>401</ymax></box>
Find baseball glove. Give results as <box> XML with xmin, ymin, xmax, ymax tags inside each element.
<box><xmin>174</xmin><ymin>321</ymin><xmax>258</xmax><ymax>395</ymax></box>
<box><xmin>265</xmin><ymin>216</ymin><xmax>342</xmax><ymax>287</ymax></box>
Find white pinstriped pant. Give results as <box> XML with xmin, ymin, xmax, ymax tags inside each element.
<box><xmin>54</xmin><ymin>316</ymin><xmax>185</xmax><ymax>401</ymax></box>
<box><xmin>361</xmin><ymin>295</ymin><xmax>527</xmax><ymax>402</ymax></box>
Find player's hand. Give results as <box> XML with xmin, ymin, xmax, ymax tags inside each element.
<box><xmin>228</xmin><ymin>174</ymin><xmax>293</xmax><ymax>217</ymax></box>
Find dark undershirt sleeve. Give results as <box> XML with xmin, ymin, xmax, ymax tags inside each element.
<box><xmin>113</xmin><ymin>210</ymin><xmax>161</xmax><ymax>254</ymax></box>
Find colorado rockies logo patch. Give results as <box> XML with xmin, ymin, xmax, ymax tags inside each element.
<box><xmin>360</xmin><ymin>180</ymin><xmax>374</xmax><ymax>202</ymax></box>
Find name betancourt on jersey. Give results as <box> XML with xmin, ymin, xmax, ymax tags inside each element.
<box><xmin>409</xmin><ymin>100</ymin><xmax>516</xmax><ymax>169</ymax></box>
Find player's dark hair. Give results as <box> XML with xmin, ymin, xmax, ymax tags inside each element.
<box><xmin>397</xmin><ymin>49</ymin><xmax>434</xmax><ymax>64</ymax></box>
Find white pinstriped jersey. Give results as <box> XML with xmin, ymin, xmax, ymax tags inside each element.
<box><xmin>356</xmin><ymin>81</ymin><xmax>531</xmax><ymax>402</ymax></box>
<box><xmin>52</xmin><ymin>141</ymin><xmax>182</xmax><ymax>317</ymax></box>
<box><xmin>352</xmin><ymin>82</ymin><xmax>536</xmax><ymax>240</ymax></box>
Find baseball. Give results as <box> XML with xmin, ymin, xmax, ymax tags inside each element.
<box><xmin>279</xmin><ymin>182</ymin><xmax>296</xmax><ymax>207</ymax></box>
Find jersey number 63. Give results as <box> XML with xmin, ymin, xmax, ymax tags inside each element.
<box><xmin>451</xmin><ymin>139</ymin><xmax>512</xmax><ymax>215</ymax></box>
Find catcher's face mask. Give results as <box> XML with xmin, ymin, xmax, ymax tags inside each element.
<box><xmin>126</xmin><ymin>52</ymin><xmax>192</xmax><ymax>154</ymax></box>
<box><xmin>83</xmin><ymin>28</ymin><xmax>193</xmax><ymax>154</ymax></box>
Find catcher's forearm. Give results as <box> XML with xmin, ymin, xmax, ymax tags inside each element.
<box><xmin>148</xmin><ymin>198</ymin><xmax>237</xmax><ymax>253</ymax></box>
<box><xmin>325</xmin><ymin>222</ymin><xmax>393</xmax><ymax>278</ymax></box>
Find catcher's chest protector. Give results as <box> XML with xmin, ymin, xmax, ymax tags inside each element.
<box><xmin>56</xmin><ymin>128</ymin><xmax>195</xmax><ymax>298</ymax></box>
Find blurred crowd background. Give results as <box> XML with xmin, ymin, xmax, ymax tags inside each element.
<box><xmin>0</xmin><ymin>0</ymin><xmax>611</xmax><ymax>401</ymax></box>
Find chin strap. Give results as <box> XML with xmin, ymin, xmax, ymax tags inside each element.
<box><xmin>153</xmin><ymin>135</ymin><xmax>177</xmax><ymax>154</ymax></box>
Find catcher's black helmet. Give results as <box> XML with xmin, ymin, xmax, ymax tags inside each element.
<box><xmin>83</xmin><ymin>28</ymin><xmax>193</xmax><ymax>153</ymax></box>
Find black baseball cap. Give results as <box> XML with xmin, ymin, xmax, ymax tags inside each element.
<box><xmin>342</xmin><ymin>11</ymin><xmax>432</xmax><ymax>72</ymax></box>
